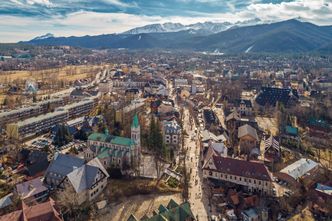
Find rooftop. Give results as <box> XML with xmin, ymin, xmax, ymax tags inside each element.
<box><xmin>210</xmin><ymin>156</ymin><xmax>272</xmax><ymax>181</ymax></box>
<box><xmin>280</xmin><ymin>158</ymin><xmax>318</xmax><ymax>180</ymax></box>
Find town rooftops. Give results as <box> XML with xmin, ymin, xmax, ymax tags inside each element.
<box><xmin>0</xmin><ymin>199</ymin><xmax>62</xmax><ymax>221</ymax></box>
<box><xmin>88</xmin><ymin>132</ymin><xmax>135</xmax><ymax>147</ymax></box>
<box><xmin>45</xmin><ymin>153</ymin><xmax>85</xmax><ymax>178</ymax></box>
<box><xmin>255</xmin><ymin>86</ymin><xmax>298</xmax><ymax>106</ymax></box>
<box><xmin>234</xmin><ymin>99</ymin><xmax>252</xmax><ymax>108</ymax></box>
<box><xmin>280</xmin><ymin>158</ymin><xmax>319</xmax><ymax>180</ymax></box>
<box><xmin>211</xmin><ymin>156</ymin><xmax>272</xmax><ymax>181</ymax></box>
<box><xmin>225</xmin><ymin>111</ymin><xmax>240</xmax><ymax>122</ymax></box>
<box><xmin>111</xmin><ymin>136</ymin><xmax>135</xmax><ymax>147</ymax></box>
<box><xmin>285</xmin><ymin>125</ymin><xmax>298</xmax><ymax>136</ymax></box>
<box><xmin>128</xmin><ymin>199</ymin><xmax>194</xmax><ymax>221</ymax></box>
<box><xmin>66</xmin><ymin>164</ymin><xmax>101</xmax><ymax>193</ymax></box>
<box><xmin>0</xmin><ymin>105</ymin><xmax>40</xmax><ymax>119</ymax></box>
<box><xmin>88</xmin><ymin>132</ymin><xmax>109</xmax><ymax>142</ymax></box>
<box><xmin>315</xmin><ymin>183</ymin><xmax>332</xmax><ymax>197</ymax></box>
<box><xmin>163</xmin><ymin>120</ymin><xmax>181</xmax><ymax>134</ymax></box>
<box><xmin>16</xmin><ymin>177</ymin><xmax>48</xmax><ymax>200</ymax></box>
<box><xmin>0</xmin><ymin>193</ymin><xmax>13</xmax><ymax>209</ymax></box>
<box><xmin>238</xmin><ymin>124</ymin><xmax>258</xmax><ymax>141</ymax></box>
<box><xmin>11</xmin><ymin>110</ymin><xmax>68</xmax><ymax>127</ymax></box>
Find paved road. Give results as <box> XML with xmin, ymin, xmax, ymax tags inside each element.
<box><xmin>167</xmin><ymin>79</ymin><xmax>209</xmax><ymax>220</ymax></box>
<box><xmin>183</xmin><ymin>107</ymin><xmax>209</xmax><ymax>221</ymax></box>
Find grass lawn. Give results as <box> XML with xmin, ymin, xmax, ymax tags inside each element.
<box><xmin>107</xmin><ymin>178</ymin><xmax>181</xmax><ymax>201</ymax></box>
<box><xmin>289</xmin><ymin>207</ymin><xmax>315</xmax><ymax>221</ymax></box>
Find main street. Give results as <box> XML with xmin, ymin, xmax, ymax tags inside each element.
<box><xmin>182</xmin><ymin>106</ymin><xmax>209</xmax><ymax>221</ymax></box>
<box><xmin>167</xmin><ymin>79</ymin><xmax>209</xmax><ymax>220</ymax></box>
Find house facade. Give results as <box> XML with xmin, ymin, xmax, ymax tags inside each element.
<box><xmin>162</xmin><ymin>120</ymin><xmax>181</xmax><ymax>147</ymax></box>
<box><xmin>203</xmin><ymin>156</ymin><xmax>273</xmax><ymax>195</ymax></box>
<box><xmin>84</xmin><ymin>114</ymin><xmax>141</xmax><ymax>169</ymax></box>
<box><xmin>230</xmin><ymin>99</ymin><xmax>253</xmax><ymax>116</ymax></box>
<box><xmin>238</xmin><ymin>124</ymin><xmax>259</xmax><ymax>154</ymax></box>
<box><xmin>63</xmin><ymin>158</ymin><xmax>109</xmax><ymax>205</ymax></box>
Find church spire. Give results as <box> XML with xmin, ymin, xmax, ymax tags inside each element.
<box><xmin>131</xmin><ymin>113</ymin><xmax>139</xmax><ymax>128</ymax></box>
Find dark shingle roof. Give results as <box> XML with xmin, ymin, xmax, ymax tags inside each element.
<box><xmin>67</xmin><ymin>164</ymin><xmax>100</xmax><ymax>193</ymax></box>
<box><xmin>211</xmin><ymin>156</ymin><xmax>272</xmax><ymax>181</ymax></box>
<box><xmin>45</xmin><ymin>153</ymin><xmax>85</xmax><ymax>178</ymax></box>
<box><xmin>255</xmin><ymin>87</ymin><xmax>298</xmax><ymax>107</ymax></box>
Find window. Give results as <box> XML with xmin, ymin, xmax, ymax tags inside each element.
<box><xmin>230</xmin><ymin>176</ymin><xmax>232</xmax><ymax>180</ymax></box>
<box><xmin>239</xmin><ymin>177</ymin><xmax>242</xmax><ymax>181</ymax></box>
<box><xmin>249</xmin><ymin>179</ymin><xmax>251</xmax><ymax>183</ymax></box>
<box><xmin>258</xmin><ymin>181</ymin><xmax>261</xmax><ymax>185</ymax></box>
<box><xmin>254</xmin><ymin>180</ymin><xmax>256</xmax><ymax>184</ymax></box>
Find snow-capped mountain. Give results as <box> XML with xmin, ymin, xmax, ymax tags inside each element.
<box><xmin>122</xmin><ymin>20</ymin><xmax>262</xmax><ymax>35</ymax></box>
<box><xmin>123</xmin><ymin>22</ymin><xmax>234</xmax><ymax>35</ymax></box>
<box><xmin>123</xmin><ymin>23</ymin><xmax>186</xmax><ymax>34</ymax></box>
<box><xmin>31</xmin><ymin>33</ymin><xmax>54</xmax><ymax>41</ymax></box>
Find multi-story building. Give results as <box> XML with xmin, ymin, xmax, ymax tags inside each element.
<box><xmin>58</xmin><ymin>98</ymin><xmax>96</xmax><ymax>118</ymax></box>
<box><xmin>6</xmin><ymin>110</ymin><xmax>69</xmax><ymax>139</ymax></box>
<box><xmin>203</xmin><ymin>156</ymin><xmax>273</xmax><ymax>195</ymax></box>
<box><xmin>0</xmin><ymin>97</ymin><xmax>64</xmax><ymax>129</ymax></box>
<box><xmin>63</xmin><ymin>158</ymin><xmax>109</xmax><ymax>205</ymax></box>
<box><xmin>162</xmin><ymin>120</ymin><xmax>181</xmax><ymax>147</ymax></box>
<box><xmin>6</xmin><ymin>98</ymin><xmax>96</xmax><ymax>139</ymax></box>
<box><xmin>238</xmin><ymin>124</ymin><xmax>259</xmax><ymax>154</ymax></box>
<box><xmin>230</xmin><ymin>99</ymin><xmax>253</xmax><ymax>116</ymax></box>
<box><xmin>44</xmin><ymin>153</ymin><xmax>85</xmax><ymax>188</ymax></box>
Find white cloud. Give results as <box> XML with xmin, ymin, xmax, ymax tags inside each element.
<box><xmin>0</xmin><ymin>0</ymin><xmax>332</xmax><ymax>42</ymax></box>
<box><xmin>26</xmin><ymin>0</ymin><xmax>53</xmax><ymax>7</ymax></box>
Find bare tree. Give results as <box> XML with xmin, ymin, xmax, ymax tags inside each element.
<box><xmin>56</xmin><ymin>186</ymin><xmax>90</xmax><ymax>220</ymax></box>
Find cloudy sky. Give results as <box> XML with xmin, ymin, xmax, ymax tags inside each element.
<box><xmin>0</xmin><ymin>0</ymin><xmax>332</xmax><ymax>42</ymax></box>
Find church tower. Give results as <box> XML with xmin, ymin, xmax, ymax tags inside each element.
<box><xmin>131</xmin><ymin>113</ymin><xmax>141</xmax><ymax>147</ymax></box>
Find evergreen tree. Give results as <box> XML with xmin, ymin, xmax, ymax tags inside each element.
<box><xmin>74</xmin><ymin>129</ymin><xmax>88</xmax><ymax>141</ymax></box>
<box><xmin>54</xmin><ymin>124</ymin><xmax>73</xmax><ymax>147</ymax></box>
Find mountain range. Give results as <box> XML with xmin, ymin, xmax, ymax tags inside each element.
<box><xmin>23</xmin><ymin>19</ymin><xmax>332</xmax><ymax>54</ymax></box>
<box><xmin>122</xmin><ymin>18</ymin><xmax>262</xmax><ymax>35</ymax></box>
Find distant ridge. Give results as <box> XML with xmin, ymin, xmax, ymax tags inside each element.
<box><xmin>23</xmin><ymin>19</ymin><xmax>332</xmax><ymax>54</ymax></box>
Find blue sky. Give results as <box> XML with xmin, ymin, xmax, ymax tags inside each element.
<box><xmin>0</xmin><ymin>0</ymin><xmax>331</xmax><ymax>42</ymax></box>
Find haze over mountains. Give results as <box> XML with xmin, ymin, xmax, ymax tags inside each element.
<box><xmin>24</xmin><ymin>19</ymin><xmax>332</xmax><ymax>54</ymax></box>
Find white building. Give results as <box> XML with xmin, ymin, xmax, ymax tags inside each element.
<box><xmin>203</xmin><ymin>156</ymin><xmax>273</xmax><ymax>195</ymax></box>
<box><xmin>162</xmin><ymin>120</ymin><xmax>181</xmax><ymax>147</ymax></box>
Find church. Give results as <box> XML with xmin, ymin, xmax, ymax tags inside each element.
<box><xmin>84</xmin><ymin>114</ymin><xmax>141</xmax><ymax>169</ymax></box>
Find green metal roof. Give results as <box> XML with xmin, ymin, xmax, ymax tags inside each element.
<box><xmin>285</xmin><ymin>126</ymin><xmax>298</xmax><ymax>136</ymax></box>
<box><xmin>137</xmin><ymin>200</ymin><xmax>194</xmax><ymax>221</ymax></box>
<box><xmin>167</xmin><ymin>199</ymin><xmax>179</xmax><ymax>209</ymax></box>
<box><xmin>88</xmin><ymin>133</ymin><xmax>108</xmax><ymax>142</ymax></box>
<box><xmin>131</xmin><ymin>114</ymin><xmax>139</xmax><ymax>128</ymax></box>
<box><xmin>127</xmin><ymin>214</ymin><xmax>138</xmax><ymax>221</ymax></box>
<box><xmin>158</xmin><ymin>205</ymin><xmax>168</xmax><ymax>213</ymax></box>
<box><xmin>97</xmin><ymin>147</ymin><xmax>111</xmax><ymax>159</ymax></box>
<box><xmin>111</xmin><ymin>136</ymin><xmax>135</xmax><ymax>147</ymax></box>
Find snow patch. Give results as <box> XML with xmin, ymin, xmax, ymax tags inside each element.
<box><xmin>245</xmin><ymin>45</ymin><xmax>254</xmax><ymax>53</ymax></box>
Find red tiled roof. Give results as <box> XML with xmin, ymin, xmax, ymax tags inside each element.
<box><xmin>212</xmin><ymin>156</ymin><xmax>272</xmax><ymax>181</ymax></box>
<box><xmin>0</xmin><ymin>210</ymin><xmax>23</xmax><ymax>221</ymax></box>
<box><xmin>23</xmin><ymin>199</ymin><xmax>62</xmax><ymax>221</ymax></box>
